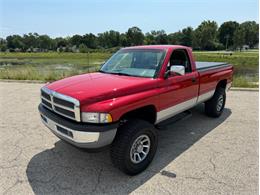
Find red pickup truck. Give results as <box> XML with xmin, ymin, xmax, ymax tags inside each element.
<box><xmin>39</xmin><ymin>45</ymin><xmax>233</xmax><ymax>175</ymax></box>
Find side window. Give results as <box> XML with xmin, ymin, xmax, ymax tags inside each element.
<box><xmin>169</xmin><ymin>49</ymin><xmax>192</xmax><ymax>73</ymax></box>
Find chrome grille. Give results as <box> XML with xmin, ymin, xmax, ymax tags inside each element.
<box><xmin>41</xmin><ymin>87</ymin><xmax>81</xmax><ymax>122</ymax></box>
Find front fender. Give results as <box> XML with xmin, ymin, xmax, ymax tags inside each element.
<box><xmin>80</xmin><ymin>88</ymin><xmax>160</xmax><ymax>122</ymax></box>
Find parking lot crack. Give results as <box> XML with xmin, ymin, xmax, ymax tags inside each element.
<box><xmin>3</xmin><ymin>178</ymin><xmax>25</xmax><ymax>195</ymax></box>
<box><xmin>91</xmin><ymin>168</ymin><xmax>103</xmax><ymax>193</ymax></box>
<box><xmin>184</xmin><ymin>175</ymin><xmax>203</xmax><ymax>180</ymax></box>
<box><xmin>202</xmin><ymin>171</ymin><xmax>235</xmax><ymax>190</ymax></box>
<box><xmin>209</xmin><ymin>157</ymin><xmax>216</xmax><ymax>172</ymax></box>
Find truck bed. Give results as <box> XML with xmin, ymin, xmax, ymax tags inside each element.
<box><xmin>196</xmin><ymin>61</ymin><xmax>229</xmax><ymax>71</ymax></box>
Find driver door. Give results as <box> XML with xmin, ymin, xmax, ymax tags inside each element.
<box><xmin>157</xmin><ymin>49</ymin><xmax>199</xmax><ymax>123</ymax></box>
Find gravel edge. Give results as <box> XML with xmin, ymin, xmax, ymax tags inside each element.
<box><xmin>0</xmin><ymin>79</ymin><xmax>46</xmax><ymax>84</ymax></box>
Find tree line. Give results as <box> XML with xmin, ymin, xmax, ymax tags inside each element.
<box><xmin>0</xmin><ymin>20</ymin><xmax>258</xmax><ymax>52</ymax></box>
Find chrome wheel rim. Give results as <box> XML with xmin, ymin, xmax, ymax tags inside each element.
<box><xmin>217</xmin><ymin>95</ymin><xmax>224</xmax><ymax>111</ymax></box>
<box><xmin>130</xmin><ymin>135</ymin><xmax>151</xmax><ymax>164</ymax></box>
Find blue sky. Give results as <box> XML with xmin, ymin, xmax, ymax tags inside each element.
<box><xmin>0</xmin><ymin>0</ymin><xmax>258</xmax><ymax>38</ymax></box>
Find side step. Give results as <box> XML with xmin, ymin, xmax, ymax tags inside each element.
<box><xmin>156</xmin><ymin>110</ymin><xmax>192</xmax><ymax>130</ymax></box>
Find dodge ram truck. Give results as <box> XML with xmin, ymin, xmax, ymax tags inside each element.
<box><xmin>39</xmin><ymin>45</ymin><xmax>233</xmax><ymax>175</ymax></box>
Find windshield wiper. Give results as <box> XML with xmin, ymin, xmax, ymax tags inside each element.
<box><xmin>99</xmin><ymin>70</ymin><xmax>133</xmax><ymax>76</ymax></box>
<box><xmin>109</xmin><ymin>72</ymin><xmax>132</xmax><ymax>76</ymax></box>
<box><xmin>98</xmin><ymin>70</ymin><xmax>107</xmax><ymax>73</ymax></box>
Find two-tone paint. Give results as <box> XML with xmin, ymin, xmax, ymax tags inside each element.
<box><xmin>45</xmin><ymin>45</ymin><xmax>233</xmax><ymax>124</ymax></box>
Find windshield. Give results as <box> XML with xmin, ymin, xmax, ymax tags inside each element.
<box><xmin>100</xmin><ymin>49</ymin><xmax>166</xmax><ymax>78</ymax></box>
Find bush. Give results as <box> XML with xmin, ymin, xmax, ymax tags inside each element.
<box><xmin>79</xmin><ymin>44</ymin><xmax>88</xmax><ymax>53</ymax></box>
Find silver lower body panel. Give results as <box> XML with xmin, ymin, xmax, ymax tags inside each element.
<box><xmin>40</xmin><ymin>113</ymin><xmax>117</xmax><ymax>149</ymax></box>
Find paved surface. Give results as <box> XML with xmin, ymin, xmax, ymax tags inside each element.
<box><xmin>0</xmin><ymin>82</ymin><xmax>258</xmax><ymax>195</ymax></box>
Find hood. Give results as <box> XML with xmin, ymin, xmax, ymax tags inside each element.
<box><xmin>46</xmin><ymin>72</ymin><xmax>157</xmax><ymax>105</ymax></box>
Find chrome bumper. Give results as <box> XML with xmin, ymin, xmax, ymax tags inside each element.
<box><xmin>39</xmin><ymin>104</ymin><xmax>118</xmax><ymax>148</ymax></box>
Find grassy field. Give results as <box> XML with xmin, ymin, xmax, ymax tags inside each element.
<box><xmin>193</xmin><ymin>51</ymin><xmax>259</xmax><ymax>88</ymax></box>
<box><xmin>0</xmin><ymin>52</ymin><xmax>112</xmax><ymax>81</ymax></box>
<box><xmin>0</xmin><ymin>51</ymin><xmax>258</xmax><ymax>87</ymax></box>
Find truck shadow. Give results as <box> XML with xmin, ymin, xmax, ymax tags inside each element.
<box><xmin>26</xmin><ymin>104</ymin><xmax>231</xmax><ymax>194</ymax></box>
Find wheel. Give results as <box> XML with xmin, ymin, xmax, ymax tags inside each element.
<box><xmin>110</xmin><ymin>119</ymin><xmax>158</xmax><ymax>175</ymax></box>
<box><xmin>205</xmin><ymin>87</ymin><xmax>226</xmax><ymax>117</ymax></box>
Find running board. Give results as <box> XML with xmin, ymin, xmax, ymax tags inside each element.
<box><xmin>156</xmin><ymin>110</ymin><xmax>192</xmax><ymax>130</ymax></box>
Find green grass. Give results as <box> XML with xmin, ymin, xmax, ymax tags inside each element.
<box><xmin>193</xmin><ymin>51</ymin><xmax>259</xmax><ymax>88</ymax></box>
<box><xmin>193</xmin><ymin>51</ymin><xmax>258</xmax><ymax>75</ymax></box>
<box><xmin>0</xmin><ymin>66</ymin><xmax>89</xmax><ymax>81</ymax></box>
<box><xmin>0</xmin><ymin>52</ymin><xmax>111</xmax><ymax>66</ymax></box>
<box><xmin>0</xmin><ymin>52</ymin><xmax>111</xmax><ymax>81</ymax></box>
<box><xmin>232</xmin><ymin>75</ymin><xmax>258</xmax><ymax>88</ymax></box>
<box><xmin>0</xmin><ymin>51</ymin><xmax>258</xmax><ymax>87</ymax></box>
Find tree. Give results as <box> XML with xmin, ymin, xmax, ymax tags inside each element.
<box><xmin>23</xmin><ymin>33</ymin><xmax>39</xmax><ymax>50</ymax></box>
<box><xmin>192</xmin><ymin>20</ymin><xmax>219</xmax><ymax>50</ymax></box>
<box><xmin>233</xmin><ymin>26</ymin><xmax>246</xmax><ymax>51</ymax></box>
<box><xmin>180</xmin><ymin>27</ymin><xmax>193</xmax><ymax>46</ymax></box>
<box><xmin>6</xmin><ymin>35</ymin><xmax>25</xmax><ymax>50</ymax></box>
<box><xmin>168</xmin><ymin>31</ymin><xmax>183</xmax><ymax>45</ymax></box>
<box><xmin>231</xmin><ymin>21</ymin><xmax>259</xmax><ymax>50</ymax></box>
<box><xmin>55</xmin><ymin>37</ymin><xmax>68</xmax><ymax>48</ymax></box>
<box><xmin>218</xmin><ymin>21</ymin><xmax>239</xmax><ymax>49</ymax></box>
<box><xmin>70</xmin><ymin>35</ymin><xmax>83</xmax><ymax>47</ymax></box>
<box><xmin>144</xmin><ymin>32</ymin><xmax>156</xmax><ymax>45</ymax></box>
<box><xmin>1</xmin><ymin>20</ymin><xmax>258</xmax><ymax>52</ymax></box>
<box><xmin>153</xmin><ymin>30</ymin><xmax>168</xmax><ymax>44</ymax></box>
<box><xmin>98</xmin><ymin>30</ymin><xmax>120</xmax><ymax>48</ymax></box>
<box><xmin>98</xmin><ymin>32</ymin><xmax>109</xmax><ymax>48</ymax></box>
<box><xmin>98</xmin><ymin>31</ymin><xmax>114</xmax><ymax>48</ymax></box>
<box><xmin>144</xmin><ymin>30</ymin><xmax>168</xmax><ymax>45</ymax></box>
<box><xmin>126</xmin><ymin>26</ymin><xmax>144</xmax><ymax>46</ymax></box>
<box><xmin>240</xmin><ymin>21</ymin><xmax>259</xmax><ymax>48</ymax></box>
<box><xmin>0</xmin><ymin>38</ymin><xmax>7</xmax><ymax>51</ymax></box>
<box><xmin>119</xmin><ymin>33</ymin><xmax>128</xmax><ymax>47</ymax></box>
<box><xmin>38</xmin><ymin>35</ymin><xmax>53</xmax><ymax>50</ymax></box>
<box><xmin>79</xmin><ymin>43</ymin><xmax>88</xmax><ymax>53</ymax></box>
<box><xmin>82</xmin><ymin>33</ymin><xmax>97</xmax><ymax>49</ymax></box>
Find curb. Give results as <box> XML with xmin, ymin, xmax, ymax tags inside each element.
<box><xmin>230</xmin><ymin>87</ymin><xmax>258</xmax><ymax>92</ymax></box>
<box><xmin>0</xmin><ymin>79</ymin><xmax>46</xmax><ymax>84</ymax></box>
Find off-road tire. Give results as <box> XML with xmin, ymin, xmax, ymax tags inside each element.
<box><xmin>205</xmin><ymin>87</ymin><xmax>226</xmax><ymax>117</ymax></box>
<box><xmin>110</xmin><ymin>119</ymin><xmax>158</xmax><ymax>175</ymax></box>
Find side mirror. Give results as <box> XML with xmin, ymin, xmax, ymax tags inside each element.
<box><xmin>170</xmin><ymin>65</ymin><xmax>185</xmax><ymax>76</ymax></box>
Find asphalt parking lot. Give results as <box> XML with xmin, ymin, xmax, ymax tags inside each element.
<box><xmin>0</xmin><ymin>82</ymin><xmax>258</xmax><ymax>195</ymax></box>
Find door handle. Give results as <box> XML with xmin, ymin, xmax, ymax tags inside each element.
<box><xmin>191</xmin><ymin>78</ymin><xmax>196</xmax><ymax>83</ymax></box>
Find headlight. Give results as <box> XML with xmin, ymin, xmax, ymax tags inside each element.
<box><xmin>81</xmin><ymin>112</ymin><xmax>113</xmax><ymax>123</ymax></box>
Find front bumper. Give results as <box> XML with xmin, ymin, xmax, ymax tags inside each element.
<box><xmin>38</xmin><ymin>104</ymin><xmax>118</xmax><ymax>148</ymax></box>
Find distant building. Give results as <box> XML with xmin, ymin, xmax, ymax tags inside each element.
<box><xmin>32</xmin><ymin>48</ymin><xmax>41</xmax><ymax>52</ymax></box>
<box><xmin>242</xmin><ymin>45</ymin><xmax>250</xmax><ymax>50</ymax></box>
<box><xmin>14</xmin><ymin>48</ymin><xmax>21</xmax><ymax>52</ymax></box>
<box><xmin>71</xmin><ymin>45</ymin><xmax>79</xmax><ymax>53</ymax></box>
